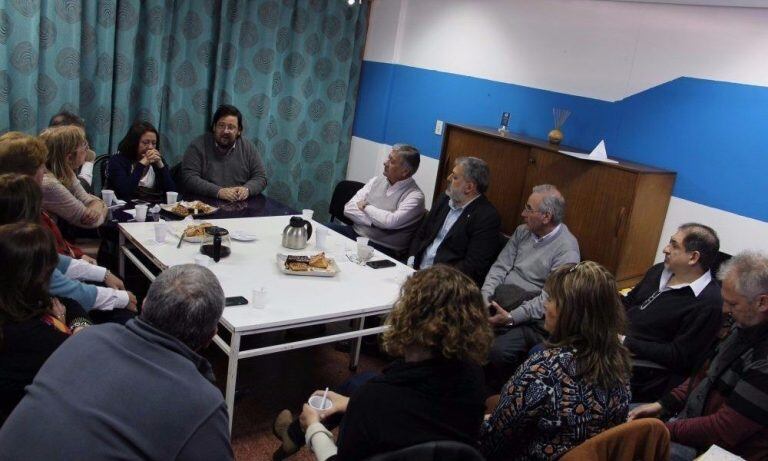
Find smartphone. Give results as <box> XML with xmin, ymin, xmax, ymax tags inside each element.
<box><xmin>366</xmin><ymin>259</ymin><xmax>396</xmax><ymax>269</ymax></box>
<box><xmin>132</xmin><ymin>199</ymin><xmax>151</xmax><ymax>205</ymax></box>
<box><xmin>225</xmin><ymin>296</ymin><xmax>248</xmax><ymax>307</ymax></box>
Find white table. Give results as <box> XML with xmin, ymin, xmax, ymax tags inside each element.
<box><xmin>117</xmin><ymin>216</ymin><xmax>412</xmax><ymax>430</ymax></box>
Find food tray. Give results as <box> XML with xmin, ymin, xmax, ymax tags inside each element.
<box><xmin>276</xmin><ymin>253</ymin><xmax>340</xmax><ymax>277</ymax></box>
<box><xmin>159</xmin><ymin>200</ymin><xmax>218</xmax><ymax>217</ymax></box>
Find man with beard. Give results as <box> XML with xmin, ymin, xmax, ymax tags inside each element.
<box><xmin>407</xmin><ymin>156</ymin><xmax>501</xmax><ymax>286</ymax></box>
<box><xmin>484</xmin><ymin>184</ymin><xmax>580</xmax><ymax>383</ymax></box>
<box><xmin>181</xmin><ymin>105</ymin><xmax>267</xmax><ymax>201</ymax></box>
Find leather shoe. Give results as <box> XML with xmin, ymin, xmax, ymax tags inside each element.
<box><xmin>272</xmin><ymin>409</ymin><xmax>299</xmax><ymax>460</ymax></box>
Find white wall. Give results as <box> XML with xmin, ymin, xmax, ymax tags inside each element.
<box><xmin>350</xmin><ymin>0</ymin><xmax>768</xmax><ymax>260</ymax></box>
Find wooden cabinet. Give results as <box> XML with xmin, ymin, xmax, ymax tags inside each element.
<box><xmin>436</xmin><ymin>124</ymin><xmax>676</xmax><ymax>288</ymax></box>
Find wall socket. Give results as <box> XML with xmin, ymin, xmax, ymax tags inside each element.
<box><xmin>434</xmin><ymin>119</ymin><xmax>444</xmax><ymax>135</ymax></box>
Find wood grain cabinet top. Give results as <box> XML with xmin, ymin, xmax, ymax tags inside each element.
<box><xmin>436</xmin><ymin>124</ymin><xmax>676</xmax><ymax>288</ymax></box>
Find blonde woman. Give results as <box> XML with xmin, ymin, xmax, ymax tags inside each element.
<box><xmin>39</xmin><ymin>126</ymin><xmax>107</xmax><ymax>229</ymax></box>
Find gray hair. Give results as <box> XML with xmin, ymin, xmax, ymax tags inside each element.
<box><xmin>456</xmin><ymin>156</ymin><xmax>490</xmax><ymax>193</ymax></box>
<box><xmin>718</xmin><ymin>250</ymin><xmax>768</xmax><ymax>301</ymax></box>
<box><xmin>141</xmin><ymin>264</ymin><xmax>225</xmax><ymax>351</ymax></box>
<box><xmin>392</xmin><ymin>144</ymin><xmax>420</xmax><ymax>175</ymax></box>
<box><xmin>532</xmin><ymin>184</ymin><xmax>565</xmax><ymax>224</ymax></box>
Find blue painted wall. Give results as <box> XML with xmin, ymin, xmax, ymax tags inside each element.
<box><xmin>352</xmin><ymin>61</ymin><xmax>768</xmax><ymax>222</ymax></box>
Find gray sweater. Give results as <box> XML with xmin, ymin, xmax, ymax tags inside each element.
<box><xmin>181</xmin><ymin>133</ymin><xmax>267</xmax><ymax>198</ymax></box>
<box><xmin>481</xmin><ymin>224</ymin><xmax>580</xmax><ymax>324</ymax></box>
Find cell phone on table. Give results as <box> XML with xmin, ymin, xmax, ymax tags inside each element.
<box><xmin>366</xmin><ymin>259</ymin><xmax>396</xmax><ymax>269</ymax></box>
<box><xmin>132</xmin><ymin>199</ymin><xmax>150</xmax><ymax>205</ymax></box>
<box><xmin>225</xmin><ymin>296</ymin><xmax>248</xmax><ymax>307</ymax></box>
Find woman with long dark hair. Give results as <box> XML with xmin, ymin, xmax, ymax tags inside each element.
<box><xmin>108</xmin><ymin>121</ymin><xmax>176</xmax><ymax>202</ymax></box>
<box><xmin>0</xmin><ymin>222</ymin><xmax>91</xmax><ymax>423</ymax></box>
<box><xmin>480</xmin><ymin>261</ymin><xmax>632</xmax><ymax>460</ymax></box>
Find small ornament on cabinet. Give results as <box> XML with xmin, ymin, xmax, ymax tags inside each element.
<box><xmin>548</xmin><ymin>108</ymin><xmax>571</xmax><ymax>145</ymax></box>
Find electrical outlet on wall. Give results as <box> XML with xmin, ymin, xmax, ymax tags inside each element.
<box><xmin>434</xmin><ymin>120</ymin><xmax>444</xmax><ymax>136</ymax></box>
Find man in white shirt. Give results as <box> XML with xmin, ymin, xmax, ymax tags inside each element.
<box><xmin>331</xmin><ymin>144</ymin><xmax>425</xmax><ymax>256</ymax></box>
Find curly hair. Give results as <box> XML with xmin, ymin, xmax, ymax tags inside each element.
<box><xmin>382</xmin><ymin>264</ymin><xmax>493</xmax><ymax>364</ymax></box>
<box><xmin>0</xmin><ymin>222</ymin><xmax>58</xmax><ymax>326</ymax></box>
<box><xmin>39</xmin><ymin>125</ymin><xmax>86</xmax><ymax>188</ymax></box>
<box><xmin>0</xmin><ymin>132</ymin><xmax>48</xmax><ymax>176</ymax></box>
<box><xmin>544</xmin><ymin>261</ymin><xmax>632</xmax><ymax>388</ymax></box>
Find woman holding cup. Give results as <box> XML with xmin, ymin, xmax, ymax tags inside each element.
<box><xmin>273</xmin><ymin>265</ymin><xmax>493</xmax><ymax>460</ymax></box>
<box><xmin>39</xmin><ymin>126</ymin><xmax>107</xmax><ymax>229</ymax></box>
<box><xmin>107</xmin><ymin>121</ymin><xmax>176</xmax><ymax>203</ymax></box>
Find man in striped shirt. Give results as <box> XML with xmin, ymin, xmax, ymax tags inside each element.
<box><xmin>629</xmin><ymin>250</ymin><xmax>768</xmax><ymax>461</ymax></box>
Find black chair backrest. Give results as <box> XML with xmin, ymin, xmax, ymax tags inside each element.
<box><xmin>92</xmin><ymin>154</ymin><xmax>111</xmax><ymax>195</ymax></box>
<box><xmin>328</xmin><ymin>180</ymin><xmax>364</xmax><ymax>225</ymax></box>
<box><xmin>365</xmin><ymin>441</ymin><xmax>485</xmax><ymax>461</ymax></box>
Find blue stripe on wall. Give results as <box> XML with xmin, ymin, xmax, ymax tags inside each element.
<box><xmin>352</xmin><ymin>61</ymin><xmax>768</xmax><ymax>222</ymax></box>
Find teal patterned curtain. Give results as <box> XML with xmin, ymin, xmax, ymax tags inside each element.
<box><xmin>0</xmin><ymin>0</ymin><xmax>369</xmax><ymax>220</ymax></box>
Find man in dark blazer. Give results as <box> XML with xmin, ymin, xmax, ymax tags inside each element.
<box><xmin>407</xmin><ymin>156</ymin><xmax>501</xmax><ymax>286</ymax></box>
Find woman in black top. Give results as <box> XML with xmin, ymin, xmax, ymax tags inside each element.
<box><xmin>0</xmin><ymin>222</ymin><xmax>91</xmax><ymax>423</ymax></box>
<box><xmin>273</xmin><ymin>265</ymin><xmax>494</xmax><ymax>461</ymax></box>
<box><xmin>107</xmin><ymin>121</ymin><xmax>176</xmax><ymax>202</ymax></box>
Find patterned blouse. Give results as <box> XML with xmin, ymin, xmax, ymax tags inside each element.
<box><xmin>479</xmin><ymin>347</ymin><xmax>631</xmax><ymax>460</ymax></box>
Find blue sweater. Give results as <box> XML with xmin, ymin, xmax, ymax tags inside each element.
<box><xmin>49</xmin><ymin>255</ymin><xmax>97</xmax><ymax>311</ymax></box>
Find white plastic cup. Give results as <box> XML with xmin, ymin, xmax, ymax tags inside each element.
<box><xmin>251</xmin><ymin>287</ymin><xmax>267</xmax><ymax>309</ymax></box>
<box><xmin>166</xmin><ymin>191</ymin><xmax>178</xmax><ymax>204</ymax></box>
<box><xmin>134</xmin><ymin>204</ymin><xmax>148</xmax><ymax>222</ymax></box>
<box><xmin>308</xmin><ymin>395</ymin><xmax>333</xmax><ymax>411</ymax></box>
<box><xmin>153</xmin><ymin>222</ymin><xmax>167</xmax><ymax>243</ymax></box>
<box><xmin>357</xmin><ymin>244</ymin><xmax>374</xmax><ymax>262</ymax></box>
<box><xmin>101</xmin><ymin>189</ymin><xmax>115</xmax><ymax>206</ymax></box>
<box><xmin>195</xmin><ymin>254</ymin><xmax>211</xmax><ymax>267</ymax></box>
<box><xmin>316</xmin><ymin>228</ymin><xmax>328</xmax><ymax>250</ymax></box>
<box><xmin>356</xmin><ymin>236</ymin><xmax>369</xmax><ymax>247</ymax></box>
<box><xmin>302</xmin><ymin>209</ymin><xmax>314</xmax><ymax>221</ymax></box>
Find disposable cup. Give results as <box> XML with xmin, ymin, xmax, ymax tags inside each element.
<box><xmin>356</xmin><ymin>236</ymin><xmax>369</xmax><ymax>247</ymax></box>
<box><xmin>134</xmin><ymin>204</ymin><xmax>148</xmax><ymax>222</ymax></box>
<box><xmin>166</xmin><ymin>191</ymin><xmax>178</xmax><ymax>204</ymax></box>
<box><xmin>357</xmin><ymin>245</ymin><xmax>374</xmax><ymax>262</ymax></box>
<box><xmin>101</xmin><ymin>189</ymin><xmax>115</xmax><ymax>206</ymax></box>
<box><xmin>153</xmin><ymin>222</ymin><xmax>167</xmax><ymax>243</ymax></box>
<box><xmin>316</xmin><ymin>228</ymin><xmax>328</xmax><ymax>250</ymax></box>
<box><xmin>252</xmin><ymin>288</ymin><xmax>267</xmax><ymax>309</ymax></box>
<box><xmin>308</xmin><ymin>395</ymin><xmax>333</xmax><ymax>411</ymax></box>
<box><xmin>302</xmin><ymin>209</ymin><xmax>314</xmax><ymax>221</ymax></box>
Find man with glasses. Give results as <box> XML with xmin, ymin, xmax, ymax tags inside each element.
<box><xmin>181</xmin><ymin>105</ymin><xmax>267</xmax><ymax>201</ymax></box>
<box><xmin>485</xmin><ymin>184</ymin><xmax>580</xmax><ymax>383</ymax></box>
<box><xmin>622</xmin><ymin>223</ymin><xmax>723</xmax><ymax>402</ymax></box>
<box><xmin>629</xmin><ymin>250</ymin><xmax>768</xmax><ymax>461</ymax></box>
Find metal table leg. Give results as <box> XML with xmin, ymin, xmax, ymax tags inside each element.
<box><xmin>349</xmin><ymin>316</ymin><xmax>365</xmax><ymax>371</ymax></box>
<box><xmin>225</xmin><ymin>332</ymin><xmax>241</xmax><ymax>433</ymax></box>
<box><xmin>118</xmin><ymin>231</ymin><xmax>125</xmax><ymax>278</ymax></box>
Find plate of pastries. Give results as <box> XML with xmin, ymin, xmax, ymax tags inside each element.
<box><xmin>277</xmin><ymin>252</ymin><xmax>339</xmax><ymax>277</ymax></box>
<box><xmin>170</xmin><ymin>222</ymin><xmax>213</xmax><ymax>242</ymax></box>
<box><xmin>160</xmin><ymin>200</ymin><xmax>218</xmax><ymax>217</ymax></box>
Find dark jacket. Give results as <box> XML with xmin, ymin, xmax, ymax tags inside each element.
<box><xmin>336</xmin><ymin>358</ymin><xmax>487</xmax><ymax>461</ymax></box>
<box><xmin>409</xmin><ymin>194</ymin><xmax>501</xmax><ymax>286</ymax></box>
<box><xmin>106</xmin><ymin>152</ymin><xmax>176</xmax><ymax>202</ymax></box>
<box><xmin>0</xmin><ymin>319</ymin><xmax>233</xmax><ymax>460</ymax></box>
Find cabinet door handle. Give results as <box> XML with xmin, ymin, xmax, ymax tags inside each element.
<box><xmin>615</xmin><ymin>207</ymin><xmax>627</xmax><ymax>237</ymax></box>
<box><xmin>528</xmin><ymin>157</ymin><xmax>536</xmax><ymax>164</ymax></box>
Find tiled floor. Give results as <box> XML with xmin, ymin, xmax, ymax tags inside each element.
<box><xmin>203</xmin><ymin>339</ymin><xmax>388</xmax><ymax>461</ymax></box>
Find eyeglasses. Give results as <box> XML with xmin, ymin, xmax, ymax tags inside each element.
<box><xmin>524</xmin><ymin>204</ymin><xmax>543</xmax><ymax>214</ymax></box>
<box><xmin>215</xmin><ymin>122</ymin><xmax>238</xmax><ymax>132</ymax></box>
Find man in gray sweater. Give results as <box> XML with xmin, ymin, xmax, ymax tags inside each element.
<box><xmin>485</xmin><ymin>184</ymin><xmax>580</xmax><ymax>380</ymax></box>
<box><xmin>181</xmin><ymin>105</ymin><xmax>267</xmax><ymax>201</ymax></box>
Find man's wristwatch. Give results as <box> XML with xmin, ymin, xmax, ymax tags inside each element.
<box><xmin>507</xmin><ymin>312</ymin><xmax>515</xmax><ymax>326</ymax></box>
